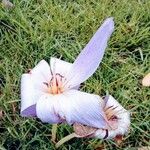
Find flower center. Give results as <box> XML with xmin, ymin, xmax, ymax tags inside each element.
<box><xmin>44</xmin><ymin>73</ymin><xmax>65</xmax><ymax>95</ymax></box>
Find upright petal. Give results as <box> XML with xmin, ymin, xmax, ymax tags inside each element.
<box><xmin>50</xmin><ymin>57</ymin><xmax>72</xmax><ymax>77</ymax></box>
<box><xmin>64</xmin><ymin>18</ymin><xmax>114</xmax><ymax>88</ymax></box>
<box><xmin>21</xmin><ymin>74</ymin><xmax>44</xmax><ymax>117</ymax></box>
<box><xmin>36</xmin><ymin>90</ymin><xmax>107</xmax><ymax>128</ymax></box>
<box><xmin>30</xmin><ymin>60</ymin><xmax>52</xmax><ymax>90</ymax></box>
<box><xmin>50</xmin><ymin>57</ymin><xmax>80</xmax><ymax>89</ymax></box>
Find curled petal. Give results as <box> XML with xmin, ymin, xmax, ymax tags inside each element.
<box><xmin>58</xmin><ymin>90</ymin><xmax>106</xmax><ymax>128</ymax></box>
<box><xmin>36</xmin><ymin>90</ymin><xmax>107</xmax><ymax>128</ymax></box>
<box><xmin>94</xmin><ymin>95</ymin><xmax>130</xmax><ymax>139</ymax></box>
<box><xmin>21</xmin><ymin>74</ymin><xmax>44</xmax><ymax>117</ymax></box>
<box><xmin>65</xmin><ymin>18</ymin><xmax>114</xmax><ymax>88</ymax></box>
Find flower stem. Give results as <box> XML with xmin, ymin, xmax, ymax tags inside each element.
<box><xmin>55</xmin><ymin>133</ymin><xmax>77</xmax><ymax>148</ymax></box>
<box><xmin>51</xmin><ymin>124</ymin><xmax>58</xmax><ymax>143</ymax></box>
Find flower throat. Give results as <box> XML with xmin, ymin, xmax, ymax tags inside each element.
<box><xmin>44</xmin><ymin>73</ymin><xmax>65</xmax><ymax>94</ymax></box>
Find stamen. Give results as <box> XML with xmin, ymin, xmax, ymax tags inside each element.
<box><xmin>109</xmin><ymin>115</ymin><xmax>118</xmax><ymax>121</ymax></box>
<box><xmin>104</xmin><ymin>105</ymin><xmax>114</xmax><ymax>111</ymax></box>
<box><xmin>112</xmin><ymin>106</ymin><xmax>118</xmax><ymax>110</ymax></box>
<box><xmin>44</xmin><ymin>73</ymin><xmax>65</xmax><ymax>95</ymax></box>
<box><xmin>43</xmin><ymin>82</ymin><xmax>49</xmax><ymax>86</ymax></box>
<box><xmin>55</xmin><ymin>73</ymin><xmax>64</xmax><ymax>78</ymax></box>
<box><xmin>56</xmin><ymin>78</ymin><xmax>58</xmax><ymax>86</ymax></box>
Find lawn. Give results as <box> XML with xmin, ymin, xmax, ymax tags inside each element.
<box><xmin>0</xmin><ymin>0</ymin><xmax>150</xmax><ymax>149</ymax></box>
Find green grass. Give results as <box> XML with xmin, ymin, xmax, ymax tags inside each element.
<box><xmin>0</xmin><ymin>0</ymin><xmax>150</xmax><ymax>149</ymax></box>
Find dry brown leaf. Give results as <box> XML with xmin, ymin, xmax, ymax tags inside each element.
<box><xmin>142</xmin><ymin>73</ymin><xmax>150</xmax><ymax>87</ymax></box>
<box><xmin>94</xmin><ymin>144</ymin><xmax>106</xmax><ymax>150</ymax></box>
<box><xmin>114</xmin><ymin>134</ymin><xmax>123</xmax><ymax>146</ymax></box>
<box><xmin>73</xmin><ymin>123</ymin><xmax>97</xmax><ymax>138</ymax></box>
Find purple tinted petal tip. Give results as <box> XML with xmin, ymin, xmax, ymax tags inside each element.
<box><xmin>102</xmin><ymin>17</ymin><xmax>114</xmax><ymax>32</ymax></box>
<box><xmin>21</xmin><ymin>105</ymin><xmax>36</xmax><ymax>117</ymax></box>
<box><xmin>65</xmin><ymin>17</ymin><xmax>115</xmax><ymax>88</ymax></box>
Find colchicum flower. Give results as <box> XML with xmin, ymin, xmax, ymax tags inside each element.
<box><xmin>21</xmin><ymin>18</ymin><xmax>114</xmax><ymax>129</ymax></box>
<box><xmin>21</xmin><ymin>17</ymin><xmax>130</xmax><ymax>147</ymax></box>
<box><xmin>56</xmin><ymin>95</ymin><xmax>130</xmax><ymax>148</ymax></box>
<box><xmin>73</xmin><ymin>95</ymin><xmax>130</xmax><ymax>139</ymax></box>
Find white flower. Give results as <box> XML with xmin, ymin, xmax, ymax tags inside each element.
<box><xmin>21</xmin><ymin>18</ymin><xmax>114</xmax><ymax>128</ymax></box>
<box><xmin>73</xmin><ymin>95</ymin><xmax>130</xmax><ymax>139</ymax></box>
<box><xmin>56</xmin><ymin>95</ymin><xmax>130</xmax><ymax>148</ymax></box>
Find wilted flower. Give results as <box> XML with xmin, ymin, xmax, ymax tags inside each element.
<box><xmin>21</xmin><ymin>18</ymin><xmax>114</xmax><ymax>128</ymax></box>
<box><xmin>73</xmin><ymin>95</ymin><xmax>130</xmax><ymax>138</ymax></box>
<box><xmin>56</xmin><ymin>95</ymin><xmax>130</xmax><ymax>148</ymax></box>
<box><xmin>94</xmin><ymin>95</ymin><xmax>130</xmax><ymax>139</ymax></box>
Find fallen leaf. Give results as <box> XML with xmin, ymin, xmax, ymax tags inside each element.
<box><xmin>142</xmin><ymin>73</ymin><xmax>150</xmax><ymax>87</ymax></box>
<box><xmin>114</xmin><ymin>134</ymin><xmax>123</xmax><ymax>146</ymax></box>
<box><xmin>73</xmin><ymin>123</ymin><xmax>97</xmax><ymax>138</ymax></box>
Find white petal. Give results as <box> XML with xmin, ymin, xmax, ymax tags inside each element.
<box><xmin>50</xmin><ymin>57</ymin><xmax>72</xmax><ymax>77</ymax></box>
<box><xmin>50</xmin><ymin>57</ymin><xmax>80</xmax><ymax>89</ymax></box>
<box><xmin>36</xmin><ymin>90</ymin><xmax>107</xmax><ymax>128</ymax></box>
<box><xmin>21</xmin><ymin>74</ymin><xmax>44</xmax><ymax>116</ymax></box>
<box><xmin>93</xmin><ymin>129</ymin><xmax>107</xmax><ymax>139</ymax></box>
<box><xmin>30</xmin><ymin>60</ymin><xmax>52</xmax><ymax>90</ymax></box>
<box><xmin>104</xmin><ymin>95</ymin><xmax>125</xmax><ymax>112</ymax></box>
<box><xmin>64</xmin><ymin>18</ymin><xmax>114</xmax><ymax>88</ymax></box>
<box><xmin>36</xmin><ymin>94</ymin><xmax>63</xmax><ymax>123</ymax></box>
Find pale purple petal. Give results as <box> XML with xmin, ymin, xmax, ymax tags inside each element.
<box><xmin>65</xmin><ymin>18</ymin><xmax>114</xmax><ymax>88</ymax></box>
<box><xmin>21</xmin><ymin>105</ymin><xmax>36</xmax><ymax>117</ymax></box>
<box><xmin>36</xmin><ymin>90</ymin><xmax>107</xmax><ymax>128</ymax></box>
<box><xmin>58</xmin><ymin>90</ymin><xmax>107</xmax><ymax>128</ymax></box>
<box><xmin>21</xmin><ymin>74</ymin><xmax>44</xmax><ymax>117</ymax></box>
